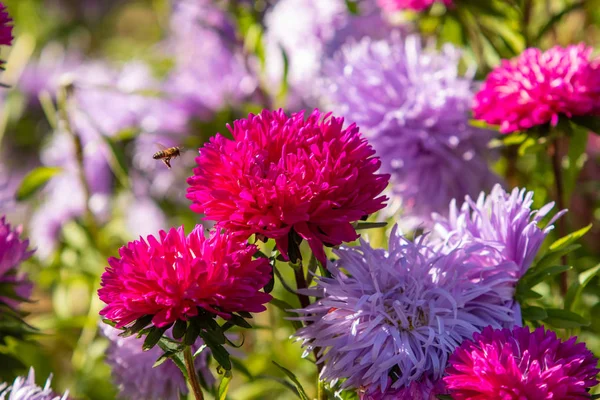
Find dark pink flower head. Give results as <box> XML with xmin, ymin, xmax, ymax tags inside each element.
<box><xmin>0</xmin><ymin>3</ymin><xmax>12</xmax><ymax>47</ymax></box>
<box><xmin>186</xmin><ymin>109</ymin><xmax>389</xmax><ymax>264</ymax></box>
<box><xmin>444</xmin><ymin>326</ymin><xmax>600</xmax><ymax>400</ymax></box>
<box><xmin>474</xmin><ymin>44</ymin><xmax>600</xmax><ymax>134</ymax></box>
<box><xmin>0</xmin><ymin>215</ymin><xmax>34</xmax><ymax>309</ymax></box>
<box><xmin>98</xmin><ymin>226</ymin><xmax>272</xmax><ymax>328</ymax></box>
<box><xmin>376</xmin><ymin>0</ymin><xmax>452</xmax><ymax>12</ymax></box>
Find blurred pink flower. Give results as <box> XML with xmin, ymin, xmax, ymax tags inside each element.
<box><xmin>0</xmin><ymin>2</ymin><xmax>12</xmax><ymax>47</ymax></box>
<box><xmin>444</xmin><ymin>326</ymin><xmax>599</xmax><ymax>400</ymax></box>
<box><xmin>98</xmin><ymin>226</ymin><xmax>271</xmax><ymax>328</ymax></box>
<box><xmin>0</xmin><ymin>216</ymin><xmax>33</xmax><ymax>310</ymax></box>
<box><xmin>186</xmin><ymin>109</ymin><xmax>389</xmax><ymax>264</ymax></box>
<box><xmin>474</xmin><ymin>44</ymin><xmax>600</xmax><ymax>133</ymax></box>
<box><xmin>376</xmin><ymin>0</ymin><xmax>452</xmax><ymax>11</ymax></box>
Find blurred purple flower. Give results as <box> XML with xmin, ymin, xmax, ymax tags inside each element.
<box><xmin>432</xmin><ymin>185</ymin><xmax>566</xmax><ymax>278</ymax></box>
<box><xmin>0</xmin><ymin>367</ymin><xmax>68</xmax><ymax>400</ymax></box>
<box><xmin>0</xmin><ymin>216</ymin><xmax>33</xmax><ymax>310</ymax></box>
<box><xmin>100</xmin><ymin>324</ymin><xmax>213</xmax><ymax>400</ymax></box>
<box><xmin>164</xmin><ymin>0</ymin><xmax>256</xmax><ymax>118</ymax></box>
<box><xmin>124</xmin><ymin>196</ymin><xmax>168</xmax><ymax>238</ymax></box>
<box><xmin>264</xmin><ymin>0</ymin><xmax>392</xmax><ymax>106</ymax></box>
<box><xmin>321</xmin><ymin>34</ymin><xmax>499</xmax><ymax>219</ymax></box>
<box><xmin>294</xmin><ymin>226</ymin><xmax>517</xmax><ymax>396</ymax></box>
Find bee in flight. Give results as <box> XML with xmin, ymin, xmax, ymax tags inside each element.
<box><xmin>153</xmin><ymin>143</ymin><xmax>182</xmax><ymax>169</ymax></box>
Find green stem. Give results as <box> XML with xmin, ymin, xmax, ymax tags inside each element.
<box><xmin>550</xmin><ymin>138</ymin><xmax>569</xmax><ymax>295</ymax></box>
<box><xmin>184</xmin><ymin>345</ymin><xmax>204</xmax><ymax>400</ymax></box>
<box><xmin>317</xmin><ymin>378</ymin><xmax>327</xmax><ymax>400</ymax></box>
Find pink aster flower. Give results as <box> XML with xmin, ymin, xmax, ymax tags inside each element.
<box><xmin>444</xmin><ymin>326</ymin><xmax>600</xmax><ymax>400</ymax></box>
<box><xmin>0</xmin><ymin>3</ymin><xmax>12</xmax><ymax>47</ymax></box>
<box><xmin>98</xmin><ymin>226</ymin><xmax>272</xmax><ymax>328</ymax></box>
<box><xmin>377</xmin><ymin>0</ymin><xmax>452</xmax><ymax>12</ymax></box>
<box><xmin>186</xmin><ymin>109</ymin><xmax>389</xmax><ymax>264</ymax></box>
<box><xmin>0</xmin><ymin>216</ymin><xmax>34</xmax><ymax>310</ymax></box>
<box><xmin>474</xmin><ymin>44</ymin><xmax>600</xmax><ymax>133</ymax></box>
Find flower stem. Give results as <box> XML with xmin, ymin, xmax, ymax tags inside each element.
<box><xmin>550</xmin><ymin>138</ymin><xmax>568</xmax><ymax>295</ymax></box>
<box><xmin>317</xmin><ymin>378</ymin><xmax>327</xmax><ymax>400</ymax></box>
<box><xmin>184</xmin><ymin>345</ymin><xmax>204</xmax><ymax>400</ymax></box>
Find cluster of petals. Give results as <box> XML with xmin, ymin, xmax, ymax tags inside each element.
<box><xmin>432</xmin><ymin>184</ymin><xmax>565</xmax><ymax>279</ymax></box>
<box><xmin>0</xmin><ymin>2</ymin><xmax>12</xmax><ymax>47</ymax></box>
<box><xmin>0</xmin><ymin>216</ymin><xmax>34</xmax><ymax>310</ymax></box>
<box><xmin>98</xmin><ymin>226</ymin><xmax>272</xmax><ymax>328</ymax></box>
<box><xmin>444</xmin><ymin>326</ymin><xmax>599</xmax><ymax>399</ymax></box>
<box><xmin>294</xmin><ymin>226</ymin><xmax>516</xmax><ymax>397</ymax></box>
<box><xmin>376</xmin><ymin>0</ymin><xmax>452</xmax><ymax>12</ymax></box>
<box><xmin>186</xmin><ymin>109</ymin><xmax>389</xmax><ymax>264</ymax></box>
<box><xmin>321</xmin><ymin>34</ymin><xmax>498</xmax><ymax>219</ymax></box>
<box><xmin>100</xmin><ymin>324</ymin><xmax>212</xmax><ymax>400</ymax></box>
<box><xmin>0</xmin><ymin>368</ymin><xmax>68</xmax><ymax>400</ymax></box>
<box><xmin>473</xmin><ymin>44</ymin><xmax>600</xmax><ymax>133</ymax></box>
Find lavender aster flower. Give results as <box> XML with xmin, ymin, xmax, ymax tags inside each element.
<box><xmin>0</xmin><ymin>216</ymin><xmax>33</xmax><ymax>310</ymax></box>
<box><xmin>100</xmin><ymin>324</ymin><xmax>213</xmax><ymax>400</ymax></box>
<box><xmin>294</xmin><ymin>226</ymin><xmax>517</xmax><ymax>397</ymax></box>
<box><xmin>321</xmin><ymin>34</ymin><xmax>499</xmax><ymax>219</ymax></box>
<box><xmin>432</xmin><ymin>184</ymin><xmax>566</xmax><ymax>278</ymax></box>
<box><xmin>264</xmin><ymin>0</ymin><xmax>392</xmax><ymax>107</ymax></box>
<box><xmin>0</xmin><ymin>368</ymin><xmax>68</xmax><ymax>400</ymax></box>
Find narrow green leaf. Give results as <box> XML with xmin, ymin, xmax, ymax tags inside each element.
<box><xmin>549</xmin><ymin>224</ymin><xmax>592</xmax><ymax>251</ymax></box>
<box><xmin>272</xmin><ymin>361</ymin><xmax>310</xmax><ymax>400</ymax></box>
<box><xmin>229</xmin><ymin>314</ymin><xmax>252</xmax><ymax>329</ymax></box>
<box><xmin>16</xmin><ymin>167</ymin><xmax>62</xmax><ymax>201</ymax></box>
<box><xmin>193</xmin><ymin>344</ymin><xmax>208</xmax><ymax>358</ymax></box>
<box><xmin>202</xmin><ymin>334</ymin><xmax>232</xmax><ymax>370</ymax></box>
<box><xmin>120</xmin><ymin>315</ymin><xmax>154</xmax><ymax>338</ymax></box>
<box><xmin>270</xmin><ymin>298</ymin><xmax>302</xmax><ymax>330</ymax></box>
<box><xmin>571</xmin><ymin>115</ymin><xmax>600</xmax><ymax>134</ymax></box>
<box><xmin>231</xmin><ymin>358</ymin><xmax>254</xmax><ymax>380</ymax></box>
<box><xmin>520</xmin><ymin>306</ymin><xmax>548</xmax><ymax>321</ymax></box>
<box><xmin>157</xmin><ymin>340</ymin><xmax>188</xmax><ymax>380</ymax></box>
<box><xmin>173</xmin><ymin>320</ymin><xmax>187</xmax><ymax>340</ymax></box>
<box><xmin>515</xmin><ymin>287</ymin><xmax>543</xmax><ymax>301</ymax></box>
<box><xmin>143</xmin><ymin>327</ymin><xmax>168</xmax><ymax>351</ymax></box>
<box><xmin>544</xmin><ymin>308</ymin><xmax>590</xmax><ymax>329</ymax></box>
<box><xmin>354</xmin><ymin>222</ymin><xmax>388</xmax><ymax>230</ymax></box>
<box><xmin>565</xmin><ymin>263</ymin><xmax>600</xmax><ymax>310</ymax></box>
<box><xmin>218</xmin><ymin>371</ymin><xmax>233</xmax><ymax>400</ymax></box>
<box><xmin>184</xmin><ymin>321</ymin><xmax>201</xmax><ymax>346</ymax></box>
<box><xmin>520</xmin><ymin>265</ymin><xmax>571</xmax><ymax>289</ymax></box>
<box><xmin>534</xmin><ymin>2</ymin><xmax>584</xmax><ymax>43</ymax></box>
<box><xmin>535</xmin><ymin>244</ymin><xmax>581</xmax><ymax>272</ymax></box>
<box><xmin>101</xmin><ymin>135</ymin><xmax>130</xmax><ymax>189</ymax></box>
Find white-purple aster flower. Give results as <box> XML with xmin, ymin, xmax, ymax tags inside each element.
<box><xmin>320</xmin><ymin>34</ymin><xmax>499</xmax><ymax>219</ymax></box>
<box><xmin>294</xmin><ymin>226</ymin><xmax>517</xmax><ymax>397</ymax></box>
<box><xmin>264</xmin><ymin>0</ymin><xmax>392</xmax><ymax>107</ymax></box>
<box><xmin>0</xmin><ymin>368</ymin><xmax>68</xmax><ymax>400</ymax></box>
<box><xmin>100</xmin><ymin>324</ymin><xmax>214</xmax><ymax>400</ymax></box>
<box><xmin>431</xmin><ymin>184</ymin><xmax>566</xmax><ymax>277</ymax></box>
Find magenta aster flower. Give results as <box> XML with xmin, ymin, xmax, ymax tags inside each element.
<box><xmin>98</xmin><ymin>226</ymin><xmax>272</xmax><ymax>328</ymax></box>
<box><xmin>0</xmin><ymin>216</ymin><xmax>33</xmax><ymax>310</ymax></box>
<box><xmin>377</xmin><ymin>0</ymin><xmax>452</xmax><ymax>12</ymax></box>
<box><xmin>474</xmin><ymin>44</ymin><xmax>600</xmax><ymax>133</ymax></box>
<box><xmin>294</xmin><ymin>226</ymin><xmax>516</xmax><ymax>396</ymax></box>
<box><xmin>444</xmin><ymin>326</ymin><xmax>600</xmax><ymax>400</ymax></box>
<box><xmin>0</xmin><ymin>3</ymin><xmax>12</xmax><ymax>47</ymax></box>
<box><xmin>186</xmin><ymin>109</ymin><xmax>389</xmax><ymax>264</ymax></box>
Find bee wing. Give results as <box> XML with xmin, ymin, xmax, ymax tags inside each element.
<box><xmin>155</xmin><ymin>142</ymin><xmax>168</xmax><ymax>150</ymax></box>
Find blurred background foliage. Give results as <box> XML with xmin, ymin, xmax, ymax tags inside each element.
<box><xmin>0</xmin><ymin>0</ymin><xmax>599</xmax><ymax>399</ymax></box>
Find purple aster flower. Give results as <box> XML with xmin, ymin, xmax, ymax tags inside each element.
<box><xmin>0</xmin><ymin>216</ymin><xmax>33</xmax><ymax>310</ymax></box>
<box><xmin>431</xmin><ymin>184</ymin><xmax>566</xmax><ymax>278</ymax></box>
<box><xmin>444</xmin><ymin>326</ymin><xmax>599</xmax><ymax>400</ymax></box>
<box><xmin>320</xmin><ymin>34</ymin><xmax>499</xmax><ymax>219</ymax></box>
<box><xmin>100</xmin><ymin>324</ymin><xmax>214</xmax><ymax>400</ymax></box>
<box><xmin>0</xmin><ymin>367</ymin><xmax>68</xmax><ymax>400</ymax></box>
<box><xmin>264</xmin><ymin>0</ymin><xmax>393</xmax><ymax>107</ymax></box>
<box><xmin>294</xmin><ymin>226</ymin><xmax>517</xmax><ymax>397</ymax></box>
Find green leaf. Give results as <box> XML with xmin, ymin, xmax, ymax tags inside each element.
<box><xmin>16</xmin><ymin>167</ymin><xmax>62</xmax><ymax>201</ymax></box>
<box><xmin>534</xmin><ymin>2</ymin><xmax>585</xmax><ymax>43</ymax></box>
<box><xmin>344</xmin><ymin>0</ymin><xmax>359</xmax><ymax>14</ymax></box>
<box><xmin>564</xmin><ymin>128</ymin><xmax>589</xmax><ymax>199</ymax></box>
<box><xmin>228</xmin><ymin>314</ymin><xmax>252</xmax><ymax>329</ymax></box>
<box><xmin>519</xmin><ymin>265</ymin><xmax>571</xmax><ymax>289</ymax></box>
<box><xmin>202</xmin><ymin>334</ymin><xmax>232</xmax><ymax>370</ymax></box>
<box><xmin>354</xmin><ymin>222</ymin><xmax>388</xmax><ymax>230</ymax></box>
<box><xmin>270</xmin><ymin>298</ymin><xmax>302</xmax><ymax>330</ymax></box>
<box><xmin>565</xmin><ymin>263</ymin><xmax>600</xmax><ymax>310</ymax></box>
<box><xmin>272</xmin><ymin>361</ymin><xmax>310</xmax><ymax>400</ymax></box>
<box><xmin>436</xmin><ymin>396</ymin><xmax>453</xmax><ymax>400</ymax></box>
<box><xmin>184</xmin><ymin>321</ymin><xmax>201</xmax><ymax>346</ymax></box>
<box><xmin>544</xmin><ymin>308</ymin><xmax>590</xmax><ymax>329</ymax></box>
<box><xmin>231</xmin><ymin>358</ymin><xmax>254</xmax><ymax>380</ymax></box>
<box><xmin>173</xmin><ymin>320</ymin><xmax>187</xmax><ymax>340</ymax></box>
<box><xmin>101</xmin><ymin>135</ymin><xmax>130</xmax><ymax>189</ymax></box>
<box><xmin>120</xmin><ymin>315</ymin><xmax>153</xmax><ymax>338</ymax></box>
<box><xmin>520</xmin><ymin>306</ymin><xmax>548</xmax><ymax>321</ymax></box>
<box><xmin>157</xmin><ymin>340</ymin><xmax>188</xmax><ymax>380</ymax></box>
<box><xmin>549</xmin><ymin>224</ymin><xmax>592</xmax><ymax>251</ymax></box>
<box><xmin>218</xmin><ymin>370</ymin><xmax>233</xmax><ymax>400</ymax></box>
<box><xmin>535</xmin><ymin>244</ymin><xmax>580</xmax><ymax>272</ymax></box>
<box><xmin>571</xmin><ymin>115</ymin><xmax>600</xmax><ymax>134</ymax></box>
<box><xmin>516</xmin><ymin>287</ymin><xmax>543</xmax><ymax>301</ymax></box>
<box><xmin>143</xmin><ymin>326</ymin><xmax>168</xmax><ymax>351</ymax></box>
